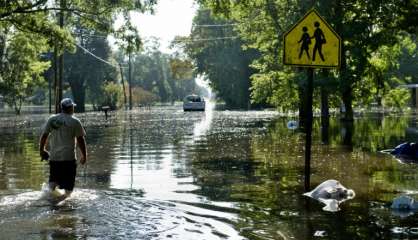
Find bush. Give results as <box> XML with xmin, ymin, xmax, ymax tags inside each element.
<box><xmin>383</xmin><ymin>88</ymin><xmax>410</xmax><ymax>111</ymax></box>
<box><xmin>131</xmin><ymin>87</ymin><xmax>159</xmax><ymax>107</ymax></box>
<box><xmin>102</xmin><ymin>82</ymin><xmax>123</xmax><ymax>110</ymax></box>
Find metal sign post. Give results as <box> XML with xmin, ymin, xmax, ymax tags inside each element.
<box><xmin>304</xmin><ymin>68</ymin><xmax>314</xmax><ymax>191</ymax></box>
<box><xmin>283</xmin><ymin>9</ymin><xmax>341</xmax><ymax>191</ymax></box>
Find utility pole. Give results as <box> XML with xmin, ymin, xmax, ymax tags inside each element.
<box><xmin>54</xmin><ymin>0</ymin><xmax>65</xmax><ymax>113</ymax></box>
<box><xmin>54</xmin><ymin>42</ymin><xmax>59</xmax><ymax>113</ymax></box>
<box><xmin>56</xmin><ymin>0</ymin><xmax>65</xmax><ymax>113</ymax></box>
<box><xmin>304</xmin><ymin>68</ymin><xmax>314</xmax><ymax>191</ymax></box>
<box><xmin>119</xmin><ymin>63</ymin><xmax>128</xmax><ymax>109</ymax></box>
<box><xmin>128</xmin><ymin>52</ymin><xmax>133</xmax><ymax>110</ymax></box>
<box><xmin>48</xmin><ymin>66</ymin><xmax>52</xmax><ymax>113</ymax></box>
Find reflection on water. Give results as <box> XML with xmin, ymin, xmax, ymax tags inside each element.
<box><xmin>2</xmin><ymin>108</ymin><xmax>418</xmax><ymax>239</ymax></box>
<box><xmin>193</xmin><ymin>100</ymin><xmax>215</xmax><ymax>139</ymax></box>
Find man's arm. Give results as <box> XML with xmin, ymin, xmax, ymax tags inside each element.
<box><xmin>39</xmin><ymin>133</ymin><xmax>49</xmax><ymax>161</ymax></box>
<box><xmin>77</xmin><ymin>136</ymin><xmax>87</xmax><ymax>165</ymax></box>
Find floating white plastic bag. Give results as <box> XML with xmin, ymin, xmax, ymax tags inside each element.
<box><xmin>303</xmin><ymin>179</ymin><xmax>355</xmax><ymax>212</ymax></box>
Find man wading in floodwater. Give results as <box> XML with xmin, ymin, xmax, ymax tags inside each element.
<box><xmin>39</xmin><ymin>98</ymin><xmax>87</xmax><ymax>198</ymax></box>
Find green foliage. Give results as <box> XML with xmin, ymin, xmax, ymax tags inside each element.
<box><xmin>102</xmin><ymin>81</ymin><xmax>123</xmax><ymax>110</ymax></box>
<box><xmin>0</xmin><ymin>31</ymin><xmax>50</xmax><ymax>114</ymax></box>
<box><xmin>178</xmin><ymin>8</ymin><xmax>259</xmax><ymax>109</ymax></box>
<box><xmin>360</xmin><ymin>33</ymin><xmax>417</xmax><ymax>107</ymax></box>
<box><xmin>117</xmin><ymin>40</ymin><xmax>197</xmax><ymax>103</ymax></box>
<box><xmin>191</xmin><ymin>1</ymin><xmax>310</xmax><ymax>110</ymax></box>
<box><xmin>0</xmin><ymin>0</ymin><xmax>158</xmax><ymax>114</ymax></box>
<box><xmin>114</xmin><ymin>17</ymin><xmax>143</xmax><ymax>55</ymax></box>
<box><xmin>64</xmin><ymin>25</ymin><xmax>118</xmax><ymax>112</ymax></box>
<box><xmin>393</xmin><ymin>33</ymin><xmax>418</xmax><ymax>84</ymax></box>
<box><xmin>0</xmin><ymin>0</ymin><xmax>157</xmax><ymax>44</ymax></box>
<box><xmin>129</xmin><ymin>49</ymin><xmax>170</xmax><ymax>102</ymax></box>
<box><xmin>251</xmin><ymin>70</ymin><xmax>299</xmax><ymax>111</ymax></box>
<box><xmin>196</xmin><ymin>0</ymin><xmax>417</xmax><ymax>116</ymax></box>
<box><xmin>167</xmin><ymin>56</ymin><xmax>198</xmax><ymax>100</ymax></box>
<box><xmin>131</xmin><ymin>86</ymin><xmax>159</xmax><ymax>106</ymax></box>
<box><xmin>383</xmin><ymin>88</ymin><xmax>410</xmax><ymax>110</ymax></box>
<box><xmin>169</xmin><ymin>58</ymin><xmax>194</xmax><ymax>80</ymax></box>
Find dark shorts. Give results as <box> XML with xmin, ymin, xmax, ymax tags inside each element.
<box><xmin>49</xmin><ymin>160</ymin><xmax>77</xmax><ymax>191</ymax></box>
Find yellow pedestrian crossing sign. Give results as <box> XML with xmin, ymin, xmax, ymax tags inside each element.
<box><xmin>283</xmin><ymin>9</ymin><xmax>341</xmax><ymax>68</ymax></box>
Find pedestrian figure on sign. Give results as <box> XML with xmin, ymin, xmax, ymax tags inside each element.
<box><xmin>312</xmin><ymin>21</ymin><xmax>326</xmax><ymax>61</ymax></box>
<box><xmin>298</xmin><ymin>26</ymin><xmax>311</xmax><ymax>59</ymax></box>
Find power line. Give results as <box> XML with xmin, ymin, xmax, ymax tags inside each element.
<box><xmin>192</xmin><ymin>23</ymin><xmax>238</xmax><ymax>27</ymax></box>
<box><xmin>74</xmin><ymin>42</ymin><xmax>128</xmax><ymax>69</ymax></box>
<box><xmin>75</xmin><ymin>33</ymin><xmax>109</xmax><ymax>38</ymax></box>
<box><xmin>72</xmin><ymin>35</ymin><xmax>239</xmax><ymax>67</ymax></box>
<box><xmin>73</xmin><ymin>31</ymin><xmax>240</xmax><ymax>44</ymax></box>
<box><xmin>75</xmin><ymin>33</ymin><xmax>240</xmax><ymax>43</ymax></box>
<box><xmin>172</xmin><ymin>36</ymin><xmax>239</xmax><ymax>43</ymax></box>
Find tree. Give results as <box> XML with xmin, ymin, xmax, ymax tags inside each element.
<box><xmin>0</xmin><ymin>0</ymin><xmax>157</xmax><ymax>41</ymax></box>
<box><xmin>195</xmin><ymin>0</ymin><xmax>417</xmax><ymax>119</ymax></box>
<box><xmin>194</xmin><ymin>0</ymin><xmax>313</xmax><ymax>116</ymax></box>
<box><xmin>121</xmin><ymin>38</ymin><xmax>197</xmax><ymax>104</ymax></box>
<box><xmin>176</xmin><ymin>8</ymin><xmax>259</xmax><ymax>109</ymax></box>
<box><xmin>64</xmin><ymin>24</ymin><xmax>117</xmax><ymax>112</ymax></box>
<box><xmin>169</xmin><ymin>56</ymin><xmax>196</xmax><ymax>101</ymax></box>
<box><xmin>102</xmin><ymin>81</ymin><xmax>123</xmax><ymax>110</ymax></box>
<box><xmin>365</xmin><ymin>32</ymin><xmax>418</xmax><ymax>109</ymax></box>
<box><xmin>137</xmin><ymin>41</ymin><xmax>172</xmax><ymax>102</ymax></box>
<box><xmin>0</xmin><ymin>1</ymin><xmax>158</xmax><ymax>113</ymax></box>
<box><xmin>131</xmin><ymin>86</ymin><xmax>159</xmax><ymax>106</ymax></box>
<box><xmin>0</xmin><ymin>30</ymin><xmax>50</xmax><ymax>114</ymax></box>
<box><xmin>114</xmin><ymin>17</ymin><xmax>143</xmax><ymax>110</ymax></box>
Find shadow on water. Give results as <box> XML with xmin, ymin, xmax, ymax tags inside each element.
<box><xmin>2</xmin><ymin>108</ymin><xmax>418</xmax><ymax>239</ymax></box>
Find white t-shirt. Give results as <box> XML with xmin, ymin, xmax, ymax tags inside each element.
<box><xmin>42</xmin><ymin>113</ymin><xmax>86</xmax><ymax>161</ymax></box>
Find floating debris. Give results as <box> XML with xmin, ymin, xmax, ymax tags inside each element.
<box><xmin>304</xmin><ymin>179</ymin><xmax>355</xmax><ymax>212</ymax></box>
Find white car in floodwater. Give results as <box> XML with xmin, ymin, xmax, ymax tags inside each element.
<box><xmin>183</xmin><ymin>95</ymin><xmax>205</xmax><ymax>111</ymax></box>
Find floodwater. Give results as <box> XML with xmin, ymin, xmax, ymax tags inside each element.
<box><xmin>1</xmin><ymin>104</ymin><xmax>418</xmax><ymax>240</ymax></box>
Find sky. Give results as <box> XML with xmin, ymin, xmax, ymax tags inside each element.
<box><xmin>124</xmin><ymin>0</ymin><xmax>197</xmax><ymax>53</ymax></box>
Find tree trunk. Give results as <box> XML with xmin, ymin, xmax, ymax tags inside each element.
<box><xmin>376</xmin><ymin>74</ymin><xmax>384</xmax><ymax>107</ymax></box>
<box><xmin>0</xmin><ymin>31</ymin><xmax>6</xmax><ymax>72</ymax></box>
<box><xmin>57</xmin><ymin>0</ymin><xmax>65</xmax><ymax>113</ymax></box>
<box><xmin>128</xmin><ymin>53</ymin><xmax>133</xmax><ymax>110</ymax></box>
<box><xmin>338</xmin><ymin>47</ymin><xmax>354</xmax><ymax>121</ymax></box>
<box><xmin>341</xmin><ymin>120</ymin><xmax>354</xmax><ymax>149</ymax></box>
<box><xmin>244</xmin><ymin>59</ymin><xmax>252</xmax><ymax>110</ymax></box>
<box><xmin>70</xmin><ymin>81</ymin><xmax>85</xmax><ymax>112</ymax></box>
<box><xmin>54</xmin><ymin>43</ymin><xmax>59</xmax><ymax>113</ymax></box>
<box><xmin>335</xmin><ymin>0</ymin><xmax>353</xmax><ymax>122</ymax></box>
<box><xmin>119</xmin><ymin>63</ymin><xmax>127</xmax><ymax>109</ymax></box>
<box><xmin>48</xmin><ymin>65</ymin><xmax>52</xmax><ymax>113</ymax></box>
<box><xmin>320</xmin><ymin>86</ymin><xmax>329</xmax><ymax>144</ymax></box>
<box><xmin>320</xmin><ymin>87</ymin><xmax>329</xmax><ymax>118</ymax></box>
<box><xmin>341</xmin><ymin>86</ymin><xmax>354</xmax><ymax>121</ymax></box>
<box><xmin>14</xmin><ymin>96</ymin><xmax>22</xmax><ymax>115</ymax></box>
<box><xmin>298</xmin><ymin>85</ymin><xmax>307</xmax><ymax>130</ymax></box>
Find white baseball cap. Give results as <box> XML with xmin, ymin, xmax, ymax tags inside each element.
<box><xmin>60</xmin><ymin>98</ymin><xmax>77</xmax><ymax>108</ymax></box>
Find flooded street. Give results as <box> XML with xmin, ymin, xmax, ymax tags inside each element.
<box><xmin>1</xmin><ymin>105</ymin><xmax>418</xmax><ymax>239</ymax></box>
